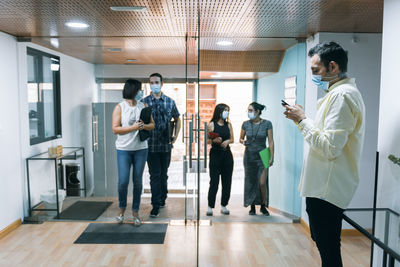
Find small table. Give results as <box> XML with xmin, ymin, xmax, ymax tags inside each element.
<box><xmin>343</xmin><ymin>208</ymin><xmax>400</xmax><ymax>267</ymax></box>
<box><xmin>26</xmin><ymin>147</ymin><xmax>86</xmax><ymax>218</ymax></box>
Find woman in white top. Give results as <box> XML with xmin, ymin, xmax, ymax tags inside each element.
<box><xmin>112</xmin><ymin>79</ymin><xmax>154</xmax><ymax>226</ymax></box>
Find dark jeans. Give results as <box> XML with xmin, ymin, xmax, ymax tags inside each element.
<box><xmin>147</xmin><ymin>151</ymin><xmax>171</xmax><ymax>208</ymax></box>
<box><xmin>306</xmin><ymin>197</ymin><xmax>344</xmax><ymax>267</ymax></box>
<box><xmin>116</xmin><ymin>149</ymin><xmax>148</xmax><ymax>212</ymax></box>
<box><xmin>208</xmin><ymin>148</ymin><xmax>233</xmax><ymax>208</ymax></box>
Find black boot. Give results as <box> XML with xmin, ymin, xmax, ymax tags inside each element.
<box><xmin>260</xmin><ymin>204</ymin><xmax>270</xmax><ymax>216</ymax></box>
<box><xmin>249</xmin><ymin>204</ymin><xmax>256</xmax><ymax>215</ymax></box>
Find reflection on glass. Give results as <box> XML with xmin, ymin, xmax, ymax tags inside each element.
<box><xmin>27</xmin><ymin>48</ymin><xmax>61</xmax><ymax>144</ymax></box>
<box><xmin>27</xmin><ymin>54</ymin><xmax>39</xmax><ymax>138</ymax></box>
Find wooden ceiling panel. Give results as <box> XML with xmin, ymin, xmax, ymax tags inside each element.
<box><xmin>0</xmin><ymin>0</ymin><xmax>383</xmax><ymax>70</ymax></box>
<box><xmin>0</xmin><ymin>0</ymin><xmax>383</xmax><ymax>38</ymax></box>
<box><xmin>200</xmin><ymin>50</ymin><xmax>285</xmax><ymax>72</ymax></box>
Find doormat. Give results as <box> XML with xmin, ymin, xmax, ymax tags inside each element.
<box><xmin>74</xmin><ymin>223</ymin><xmax>168</xmax><ymax>244</ymax></box>
<box><xmin>58</xmin><ymin>201</ymin><xmax>112</xmax><ymax>220</ymax></box>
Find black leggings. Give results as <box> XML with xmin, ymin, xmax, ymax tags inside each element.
<box><xmin>207</xmin><ymin>149</ymin><xmax>233</xmax><ymax>208</ymax></box>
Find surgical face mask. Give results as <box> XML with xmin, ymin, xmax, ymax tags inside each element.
<box><xmin>312</xmin><ymin>75</ymin><xmax>329</xmax><ymax>91</ymax></box>
<box><xmin>135</xmin><ymin>90</ymin><xmax>143</xmax><ymax>101</ymax></box>
<box><xmin>150</xmin><ymin>84</ymin><xmax>161</xmax><ymax>94</ymax></box>
<box><xmin>312</xmin><ymin>72</ymin><xmax>341</xmax><ymax>91</ymax></box>
<box><xmin>222</xmin><ymin>111</ymin><xmax>229</xmax><ymax>120</ymax></box>
<box><xmin>248</xmin><ymin>112</ymin><xmax>256</xmax><ymax>120</ymax></box>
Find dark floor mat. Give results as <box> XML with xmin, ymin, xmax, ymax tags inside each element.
<box><xmin>58</xmin><ymin>201</ymin><xmax>112</xmax><ymax>220</ymax></box>
<box><xmin>74</xmin><ymin>223</ymin><xmax>168</xmax><ymax>244</ymax></box>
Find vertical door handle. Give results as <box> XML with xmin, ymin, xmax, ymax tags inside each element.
<box><xmin>189</xmin><ymin>121</ymin><xmax>193</xmax><ymax>169</ymax></box>
<box><xmin>92</xmin><ymin>115</ymin><xmax>98</xmax><ymax>152</ymax></box>
<box><xmin>182</xmin><ymin>113</ymin><xmax>186</xmax><ymax>143</ymax></box>
<box><xmin>204</xmin><ymin>122</ymin><xmax>208</xmax><ymax>169</ymax></box>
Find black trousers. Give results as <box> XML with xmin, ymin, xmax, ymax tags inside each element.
<box><xmin>208</xmin><ymin>148</ymin><xmax>233</xmax><ymax>208</ymax></box>
<box><xmin>147</xmin><ymin>151</ymin><xmax>171</xmax><ymax>208</ymax></box>
<box><xmin>306</xmin><ymin>197</ymin><xmax>344</xmax><ymax>267</ymax></box>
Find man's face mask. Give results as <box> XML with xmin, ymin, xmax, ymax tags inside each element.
<box><xmin>150</xmin><ymin>84</ymin><xmax>161</xmax><ymax>94</ymax></box>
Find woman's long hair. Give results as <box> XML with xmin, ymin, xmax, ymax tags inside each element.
<box><xmin>210</xmin><ymin>103</ymin><xmax>230</xmax><ymax>124</ymax></box>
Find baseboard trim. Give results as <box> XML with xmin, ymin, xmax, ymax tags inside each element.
<box><xmin>268</xmin><ymin>206</ymin><xmax>300</xmax><ymax>223</ymax></box>
<box><xmin>299</xmin><ymin>218</ymin><xmax>364</xmax><ymax>236</ymax></box>
<box><xmin>300</xmin><ymin>218</ymin><xmax>310</xmax><ymax>234</ymax></box>
<box><xmin>0</xmin><ymin>219</ymin><xmax>21</xmax><ymax>239</ymax></box>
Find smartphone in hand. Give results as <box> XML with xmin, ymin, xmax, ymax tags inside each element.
<box><xmin>281</xmin><ymin>100</ymin><xmax>290</xmax><ymax>106</ymax></box>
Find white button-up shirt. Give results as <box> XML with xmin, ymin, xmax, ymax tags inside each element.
<box><xmin>298</xmin><ymin>78</ymin><xmax>365</xmax><ymax>209</ymax></box>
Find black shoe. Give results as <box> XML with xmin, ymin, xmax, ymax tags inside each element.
<box><xmin>159</xmin><ymin>202</ymin><xmax>166</xmax><ymax>208</ymax></box>
<box><xmin>260</xmin><ymin>205</ymin><xmax>270</xmax><ymax>216</ymax></box>
<box><xmin>150</xmin><ymin>207</ymin><xmax>159</xmax><ymax>218</ymax></box>
<box><xmin>249</xmin><ymin>205</ymin><xmax>256</xmax><ymax>215</ymax></box>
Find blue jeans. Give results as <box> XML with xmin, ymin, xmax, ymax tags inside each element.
<box><xmin>147</xmin><ymin>151</ymin><xmax>171</xmax><ymax>208</ymax></box>
<box><xmin>117</xmin><ymin>149</ymin><xmax>148</xmax><ymax>212</ymax></box>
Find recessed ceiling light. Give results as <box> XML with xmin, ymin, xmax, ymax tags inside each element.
<box><xmin>110</xmin><ymin>6</ymin><xmax>147</xmax><ymax>11</ymax></box>
<box><xmin>107</xmin><ymin>48</ymin><xmax>123</xmax><ymax>52</ymax></box>
<box><xmin>126</xmin><ymin>59</ymin><xmax>138</xmax><ymax>62</ymax></box>
<box><xmin>65</xmin><ymin>22</ymin><xmax>89</xmax><ymax>29</ymax></box>
<box><xmin>210</xmin><ymin>74</ymin><xmax>222</xmax><ymax>78</ymax></box>
<box><xmin>216</xmin><ymin>40</ymin><xmax>233</xmax><ymax>46</ymax></box>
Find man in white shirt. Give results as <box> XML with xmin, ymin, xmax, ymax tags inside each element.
<box><xmin>283</xmin><ymin>42</ymin><xmax>365</xmax><ymax>267</ymax></box>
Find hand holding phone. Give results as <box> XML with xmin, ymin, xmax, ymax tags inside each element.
<box><xmin>281</xmin><ymin>100</ymin><xmax>290</xmax><ymax>106</ymax></box>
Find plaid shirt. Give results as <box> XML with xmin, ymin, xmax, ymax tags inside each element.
<box><xmin>141</xmin><ymin>93</ymin><xmax>180</xmax><ymax>153</ymax></box>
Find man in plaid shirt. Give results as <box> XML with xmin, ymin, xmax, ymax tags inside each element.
<box><xmin>141</xmin><ymin>73</ymin><xmax>181</xmax><ymax>217</ymax></box>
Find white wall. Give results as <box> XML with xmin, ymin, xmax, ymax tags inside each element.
<box><xmin>0</xmin><ymin>32</ymin><xmax>24</xmax><ymax>230</ymax></box>
<box><xmin>303</xmin><ymin>33</ymin><xmax>382</xmax><ymax>229</ymax></box>
<box><xmin>16</xmin><ymin>42</ymin><xmax>97</xmax><ymax>216</ymax></box>
<box><xmin>374</xmin><ymin>0</ymin><xmax>400</xmax><ymax>264</ymax></box>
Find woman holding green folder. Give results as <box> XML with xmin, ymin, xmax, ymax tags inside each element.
<box><xmin>240</xmin><ymin>102</ymin><xmax>274</xmax><ymax>215</ymax></box>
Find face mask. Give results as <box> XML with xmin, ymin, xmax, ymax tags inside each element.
<box><xmin>248</xmin><ymin>112</ymin><xmax>256</xmax><ymax>120</ymax></box>
<box><xmin>222</xmin><ymin>111</ymin><xmax>229</xmax><ymax>120</ymax></box>
<box><xmin>150</xmin><ymin>84</ymin><xmax>161</xmax><ymax>94</ymax></box>
<box><xmin>312</xmin><ymin>72</ymin><xmax>340</xmax><ymax>91</ymax></box>
<box><xmin>135</xmin><ymin>90</ymin><xmax>143</xmax><ymax>101</ymax></box>
<box><xmin>312</xmin><ymin>75</ymin><xmax>330</xmax><ymax>91</ymax></box>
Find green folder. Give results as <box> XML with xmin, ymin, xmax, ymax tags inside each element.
<box><xmin>259</xmin><ymin>147</ymin><xmax>271</xmax><ymax>168</ymax></box>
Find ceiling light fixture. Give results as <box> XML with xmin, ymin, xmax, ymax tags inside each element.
<box><xmin>210</xmin><ymin>74</ymin><xmax>222</xmax><ymax>78</ymax></box>
<box><xmin>126</xmin><ymin>59</ymin><xmax>138</xmax><ymax>62</ymax></box>
<box><xmin>216</xmin><ymin>40</ymin><xmax>233</xmax><ymax>46</ymax></box>
<box><xmin>110</xmin><ymin>6</ymin><xmax>147</xmax><ymax>11</ymax></box>
<box><xmin>65</xmin><ymin>22</ymin><xmax>89</xmax><ymax>29</ymax></box>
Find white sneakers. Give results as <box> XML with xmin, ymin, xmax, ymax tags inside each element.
<box><xmin>206</xmin><ymin>206</ymin><xmax>230</xmax><ymax>216</ymax></box>
<box><xmin>116</xmin><ymin>214</ymin><xmax>124</xmax><ymax>224</ymax></box>
<box><xmin>220</xmin><ymin>206</ymin><xmax>230</xmax><ymax>215</ymax></box>
<box><xmin>133</xmin><ymin>216</ymin><xmax>141</xmax><ymax>227</ymax></box>
<box><xmin>116</xmin><ymin>214</ymin><xmax>141</xmax><ymax>226</ymax></box>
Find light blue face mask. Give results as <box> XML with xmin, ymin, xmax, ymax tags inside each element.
<box><xmin>312</xmin><ymin>75</ymin><xmax>330</xmax><ymax>91</ymax></box>
<box><xmin>135</xmin><ymin>90</ymin><xmax>143</xmax><ymax>101</ymax></box>
<box><xmin>222</xmin><ymin>111</ymin><xmax>229</xmax><ymax>120</ymax></box>
<box><xmin>312</xmin><ymin>73</ymin><xmax>345</xmax><ymax>91</ymax></box>
<box><xmin>248</xmin><ymin>112</ymin><xmax>256</xmax><ymax>120</ymax></box>
<box><xmin>150</xmin><ymin>84</ymin><xmax>161</xmax><ymax>94</ymax></box>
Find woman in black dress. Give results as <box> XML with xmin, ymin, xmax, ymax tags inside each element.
<box><xmin>206</xmin><ymin>103</ymin><xmax>234</xmax><ymax>216</ymax></box>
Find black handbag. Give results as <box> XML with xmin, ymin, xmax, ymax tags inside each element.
<box><xmin>139</xmin><ymin>106</ymin><xmax>152</xmax><ymax>141</ymax></box>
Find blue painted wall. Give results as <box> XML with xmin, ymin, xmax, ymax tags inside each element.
<box><xmin>256</xmin><ymin>43</ymin><xmax>306</xmax><ymax>217</ymax></box>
